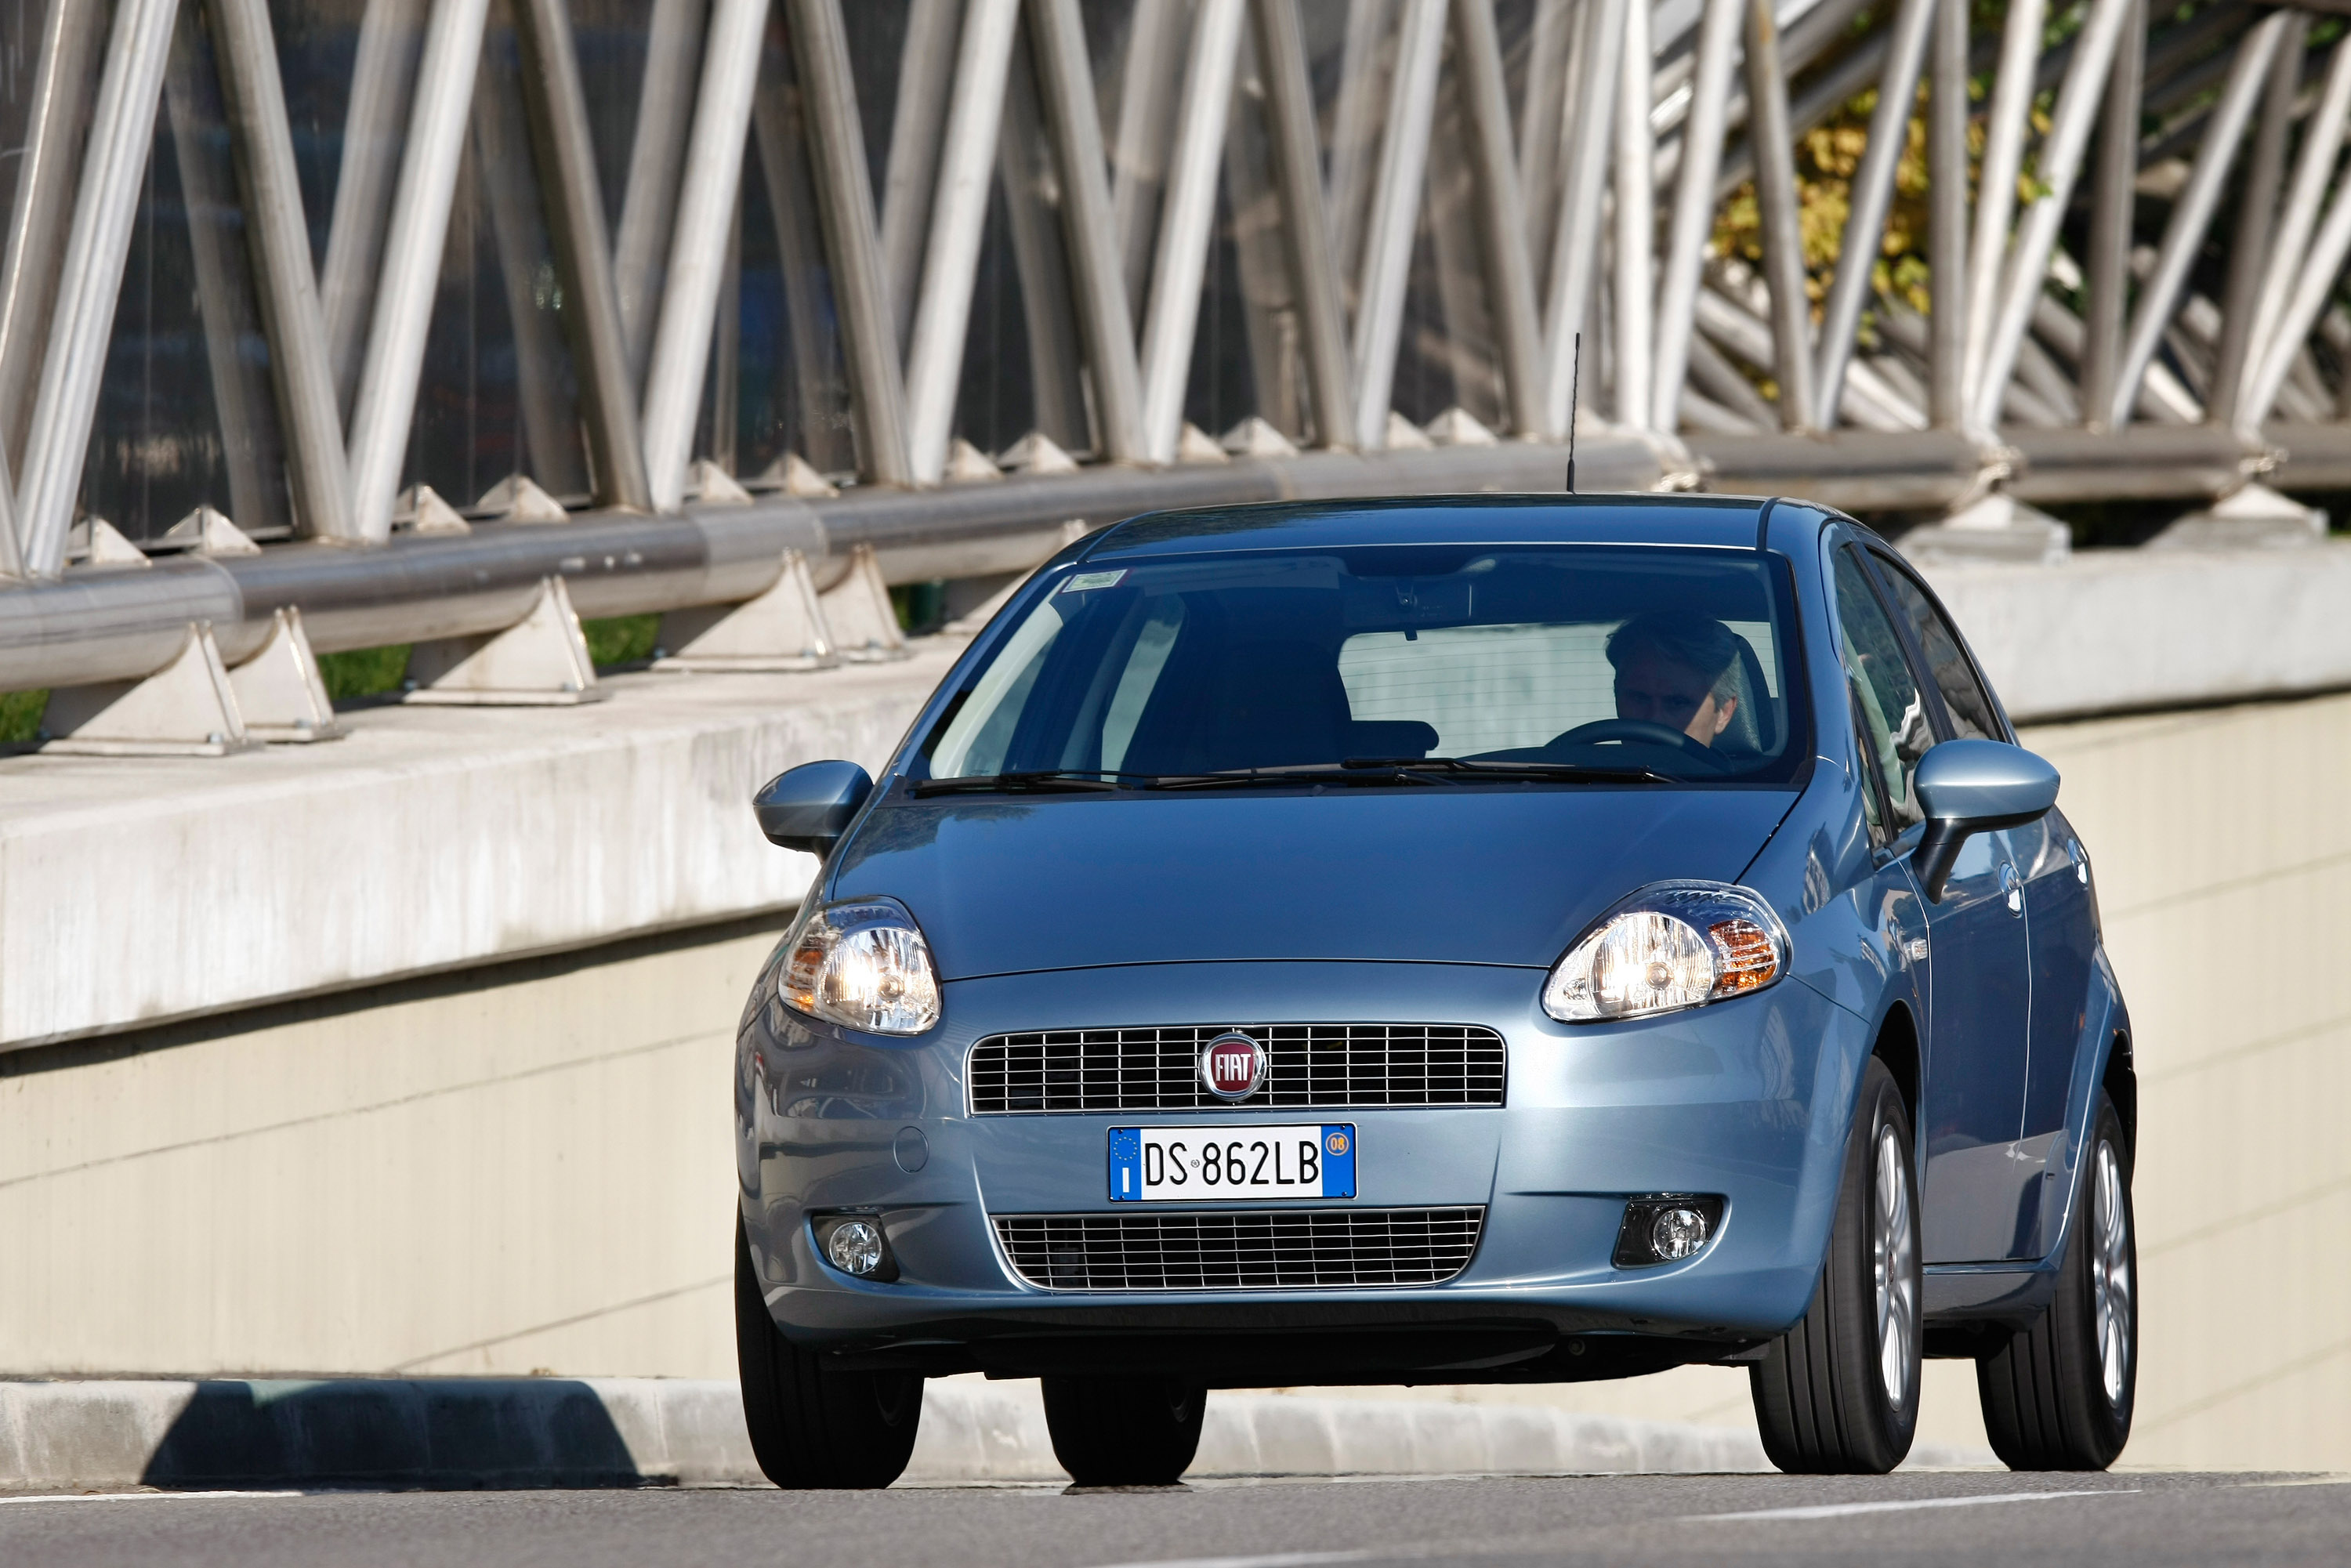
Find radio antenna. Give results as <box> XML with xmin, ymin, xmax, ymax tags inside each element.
<box><xmin>1565</xmin><ymin>332</ymin><xmax>1581</xmax><ymax>493</ymax></box>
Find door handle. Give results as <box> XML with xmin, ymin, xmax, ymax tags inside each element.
<box><xmin>1999</xmin><ymin>862</ymin><xmax>2022</xmax><ymax>914</ymax></box>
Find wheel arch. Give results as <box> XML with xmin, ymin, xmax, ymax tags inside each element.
<box><xmin>2102</xmin><ymin>1028</ymin><xmax>2135</xmax><ymax>1164</ymax></box>
<box><xmin>1871</xmin><ymin>999</ymin><xmax>1922</xmax><ymax>1142</ymax></box>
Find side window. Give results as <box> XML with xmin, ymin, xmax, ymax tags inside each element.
<box><xmin>1831</xmin><ymin>548</ymin><xmax>1926</xmax><ymax>831</ymax></box>
<box><xmin>1870</xmin><ymin>554</ymin><xmax>2004</xmax><ymax>741</ymax></box>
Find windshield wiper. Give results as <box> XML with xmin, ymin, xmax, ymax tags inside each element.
<box><xmin>910</xmin><ymin>770</ymin><xmax>1138</xmax><ymax>796</ymax></box>
<box><xmin>1143</xmin><ymin>759</ymin><xmax>1673</xmax><ymax>791</ymax></box>
<box><xmin>914</xmin><ymin>758</ymin><xmax>1675</xmax><ymax>796</ymax></box>
<box><xmin>1342</xmin><ymin>755</ymin><xmax>1675</xmax><ymax>784</ymax></box>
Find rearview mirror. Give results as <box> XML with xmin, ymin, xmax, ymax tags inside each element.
<box><xmin>1911</xmin><ymin>740</ymin><xmax>2059</xmax><ymax>903</ymax></box>
<box><xmin>753</xmin><ymin>760</ymin><xmax>874</xmax><ymax>855</ymax></box>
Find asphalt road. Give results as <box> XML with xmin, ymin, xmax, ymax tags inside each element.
<box><xmin>3</xmin><ymin>1472</ymin><xmax>2346</xmax><ymax>1568</ymax></box>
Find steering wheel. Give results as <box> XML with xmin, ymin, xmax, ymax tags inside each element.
<box><xmin>1550</xmin><ymin>718</ymin><xmax>1728</xmax><ymax>770</ymax></box>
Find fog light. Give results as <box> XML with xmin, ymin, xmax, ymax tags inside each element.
<box><xmin>812</xmin><ymin>1214</ymin><xmax>898</xmax><ymax>1280</ymax></box>
<box><xmin>1650</xmin><ymin>1206</ymin><xmax>1710</xmax><ymax>1260</ymax></box>
<box><xmin>1613</xmin><ymin>1195</ymin><xmax>1727</xmax><ymax>1267</ymax></box>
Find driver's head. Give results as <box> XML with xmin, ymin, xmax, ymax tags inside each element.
<box><xmin>1607</xmin><ymin>612</ymin><xmax>1743</xmax><ymax>745</ymax></box>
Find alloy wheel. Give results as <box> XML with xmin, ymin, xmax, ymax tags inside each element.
<box><xmin>2091</xmin><ymin>1140</ymin><xmax>2134</xmax><ymax>1407</ymax></box>
<box><xmin>1873</xmin><ymin>1122</ymin><xmax>1918</xmax><ymax>1410</ymax></box>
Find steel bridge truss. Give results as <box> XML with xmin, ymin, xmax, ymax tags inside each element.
<box><xmin>0</xmin><ymin>0</ymin><xmax>2345</xmax><ymax>742</ymax></box>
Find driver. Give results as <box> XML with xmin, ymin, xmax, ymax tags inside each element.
<box><xmin>1606</xmin><ymin>611</ymin><xmax>1742</xmax><ymax>747</ymax></box>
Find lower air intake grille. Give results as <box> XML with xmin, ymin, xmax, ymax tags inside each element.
<box><xmin>992</xmin><ymin>1206</ymin><xmax>1484</xmax><ymax>1291</ymax></box>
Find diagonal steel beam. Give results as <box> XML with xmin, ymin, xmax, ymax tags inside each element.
<box><xmin>475</xmin><ymin>56</ymin><xmax>591</xmax><ymax>497</ymax></box>
<box><xmin>904</xmin><ymin>0</ymin><xmax>1021</xmax><ymax>483</ymax></box>
<box><xmin>1744</xmin><ymin>0</ymin><xmax>1812</xmax><ymax>432</ymax></box>
<box><xmin>2208</xmin><ymin>10</ymin><xmax>2306</xmax><ymax>433</ymax></box>
<box><xmin>1454</xmin><ymin>0</ymin><xmax>1545</xmax><ymax>438</ymax></box>
<box><xmin>318</xmin><ymin>0</ymin><xmax>426</xmax><ymax>425</ymax></box>
<box><xmin>1962</xmin><ymin>0</ymin><xmax>2045</xmax><ymax>404</ymax></box>
<box><xmin>1327</xmin><ymin>0</ymin><xmax>1402</xmax><ymax>307</ymax></box>
<box><xmin>1255</xmin><ymin>0</ymin><xmax>1354</xmax><ymax>451</ymax></box>
<box><xmin>1136</xmin><ymin>0</ymin><xmax>1244</xmax><ymax>464</ymax></box>
<box><xmin>212</xmin><ymin>0</ymin><xmax>358</xmax><ymax>540</ymax></box>
<box><xmin>1107</xmin><ymin>0</ymin><xmax>1187</xmax><ymax>314</ymax></box>
<box><xmin>787</xmin><ymin>0</ymin><xmax>914</xmax><ymax>487</ymax></box>
<box><xmin>1543</xmin><ymin>0</ymin><xmax>1628</xmax><ymax>436</ymax></box>
<box><xmin>1653</xmin><ymin>0</ymin><xmax>1741</xmax><ymax>432</ymax></box>
<box><xmin>513</xmin><ymin>0</ymin><xmax>653</xmax><ymax>512</ymax></box>
<box><xmin>1927</xmin><ymin>0</ymin><xmax>1968</xmax><ymax>428</ymax></box>
<box><xmin>346</xmin><ymin>0</ymin><xmax>494</xmax><ymax>541</ymax></box>
<box><xmin>2078</xmin><ymin>0</ymin><xmax>2143</xmax><ymax>430</ymax></box>
<box><xmin>1613</xmin><ymin>0</ymin><xmax>1655</xmax><ymax>430</ymax></box>
<box><xmin>1030</xmin><ymin>0</ymin><xmax>1147</xmax><ymax>466</ymax></box>
<box><xmin>1518</xmin><ymin>0</ymin><xmax>1575</xmax><ymax>292</ymax></box>
<box><xmin>614</xmin><ymin>0</ymin><xmax>708</xmax><ymax>393</ymax></box>
<box><xmin>642</xmin><ymin>0</ymin><xmax>770</xmax><ymax>510</ymax></box>
<box><xmin>1352</xmin><ymin>0</ymin><xmax>1447</xmax><ymax>449</ymax></box>
<box><xmin>1969</xmin><ymin>0</ymin><xmax>2132</xmax><ymax>432</ymax></box>
<box><xmin>0</xmin><ymin>0</ymin><xmax>109</xmax><ymax>489</ymax></box>
<box><xmin>878</xmin><ymin>0</ymin><xmax>959</xmax><ymax>355</ymax></box>
<box><xmin>170</xmin><ymin>7</ymin><xmax>288</xmax><ymax>538</ymax></box>
<box><xmin>17</xmin><ymin>0</ymin><xmax>182</xmax><ymax>578</ymax></box>
<box><xmin>2237</xmin><ymin>36</ymin><xmax>2351</xmax><ymax>433</ymax></box>
<box><xmin>1813</xmin><ymin>0</ymin><xmax>1934</xmax><ymax>428</ymax></box>
<box><xmin>998</xmin><ymin>12</ymin><xmax>1088</xmax><ymax>451</ymax></box>
<box><xmin>2103</xmin><ymin>12</ymin><xmax>2285</xmax><ymax>431</ymax></box>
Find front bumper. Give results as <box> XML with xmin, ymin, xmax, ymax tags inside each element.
<box><xmin>737</xmin><ymin>959</ymin><xmax>1869</xmax><ymax>1379</ymax></box>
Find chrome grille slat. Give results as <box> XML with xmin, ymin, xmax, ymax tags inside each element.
<box><xmin>967</xmin><ymin>1024</ymin><xmax>1505</xmax><ymax>1114</ymax></box>
<box><xmin>993</xmin><ymin>1207</ymin><xmax>1485</xmax><ymax>1291</ymax></box>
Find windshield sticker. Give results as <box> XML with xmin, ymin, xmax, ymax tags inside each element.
<box><xmin>1059</xmin><ymin>569</ymin><xmax>1128</xmax><ymax>593</ymax></box>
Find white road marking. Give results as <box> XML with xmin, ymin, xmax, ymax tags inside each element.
<box><xmin>0</xmin><ymin>1490</ymin><xmax>302</xmax><ymax>1507</ymax></box>
<box><xmin>1085</xmin><ymin>1553</ymin><xmax>1379</xmax><ymax>1568</ymax></box>
<box><xmin>1688</xmin><ymin>1489</ymin><xmax>2139</xmax><ymax>1523</ymax></box>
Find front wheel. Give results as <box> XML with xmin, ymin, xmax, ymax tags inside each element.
<box><xmin>1749</xmin><ymin>1056</ymin><xmax>1922</xmax><ymax>1473</ymax></box>
<box><xmin>735</xmin><ymin>1214</ymin><xmax>923</xmax><ymax>1488</ymax></box>
<box><xmin>1041</xmin><ymin>1376</ymin><xmax>1206</xmax><ymax>1487</ymax></box>
<box><xmin>1976</xmin><ymin>1094</ymin><xmax>2135</xmax><ymax>1469</ymax></box>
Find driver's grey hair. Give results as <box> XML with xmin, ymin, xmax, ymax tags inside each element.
<box><xmin>1606</xmin><ymin>612</ymin><xmax>1743</xmax><ymax>702</ymax></box>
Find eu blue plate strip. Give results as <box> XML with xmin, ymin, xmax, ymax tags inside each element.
<box><xmin>1320</xmin><ymin>1124</ymin><xmax>1357</xmax><ymax>1197</ymax></box>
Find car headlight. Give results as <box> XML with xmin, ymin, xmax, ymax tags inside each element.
<box><xmin>1542</xmin><ymin>881</ymin><xmax>1790</xmax><ymax>1023</ymax></box>
<box><xmin>781</xmin><ymin>896</ymin><xmax>942</xmax><ymax>1035</ymax></box>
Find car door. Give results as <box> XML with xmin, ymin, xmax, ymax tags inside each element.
<box><xmin>1862</xmin><ymin>548</ymin><xmax>2040</xmax><ymax>1260</ymax></box>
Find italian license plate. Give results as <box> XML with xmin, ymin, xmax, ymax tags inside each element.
<box><xmin>1107</xmin><ymin>1124</ymin><xmax>1356</xmax><ymax>1202</ymax></box>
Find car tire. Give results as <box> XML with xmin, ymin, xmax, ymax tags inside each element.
<box><xmin>1041</xmin><ymin>1376</ymin><xmax>1207</xmax><ymax>1487</ymax></box>
<box><xmin>734</xmin><ymin>1213</ymin><xmax>923</xmax><ymax>1488</ymax></box>
<box><xmin>1750</xmin><ymin>1055</ymin><xmax>1922</xmax><ymax>1474</ymax></box>
<box><xmin>1976</xmin><ymin>1093</ymin><xmax>2135</xmax><ymax>1470</ymax></box>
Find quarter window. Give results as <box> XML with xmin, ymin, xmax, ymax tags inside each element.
<box><xmin>1870</xmin><ymin>553</ymin><xmax>2005</xmax><ymax>741</ymax></box>
<box><xmin>1831</xmin><ymin>548</ymin><xmax>1926</xmax><ymax>830</ymax></box>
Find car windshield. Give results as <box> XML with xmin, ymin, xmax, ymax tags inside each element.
<box><xmin>911</xmin><ymin>544</ymin><xmax>1809</xmax><ymax>788</ymax></box>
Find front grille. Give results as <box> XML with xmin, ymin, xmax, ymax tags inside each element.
<box><xmin>966</xmin><ymin>1024</ymin><xmax>1506</xmax><ymax>1114</ymax></box>
<box><xmin>992</xmin><ymin>1206</ymin><xmax>1484</xmax><ymax>1291</ymax></box>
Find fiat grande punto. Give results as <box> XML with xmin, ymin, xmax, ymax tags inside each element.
<box><xmin>732</xmin><ymin>495</ymin><xmax>2137</xmax><ymax>1487</ymax></box>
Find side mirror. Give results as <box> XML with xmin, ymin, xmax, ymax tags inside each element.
<box><xmin>1911</xmin><ymin>740</ymin><xmax>2059</xmax><ymax>903</ymax></box>
<box><xmin>753</xmin><ymin>760</ymin><xmax>874</xmax><ymax>855</ymax></box>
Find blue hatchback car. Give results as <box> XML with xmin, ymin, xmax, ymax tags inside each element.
<box><xmin>733</xmin><ymin>495</ymin><xmax>2137</xmax><ymax>1487</ymax></box>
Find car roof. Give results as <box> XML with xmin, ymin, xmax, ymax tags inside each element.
<box><xmin>1078</xmin><ymin>492</ymin><xmax>1782</xmax><ymax>560</ymax></box>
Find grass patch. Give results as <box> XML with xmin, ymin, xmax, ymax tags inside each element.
<box><xmin>0</xmin><ymin>689</ymin><xmax>46</xmax><ymax>744</ymax></box>
<box><xmin>317</xmin><ymin>644</ymin><xmax>411</xmax><ymax>701</ymax></box>
<box><xmin>584</xmin><ymin>613</ymin><xmax>658</xmax><ymax>667</ymax></box>
<box><xmin>315</xmin><ymin>614</ymin><xmax>663</xmax><ymax>704</ymax></box>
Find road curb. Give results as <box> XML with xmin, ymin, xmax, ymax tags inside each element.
<box><xmin>0</xmin><ymin>1378</ymin><xmax>1991</xmax><ymax>1490</ymax></box>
